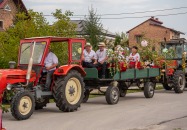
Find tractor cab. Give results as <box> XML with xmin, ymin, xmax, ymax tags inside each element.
<box><xmin>17</xmin><ymin>36</ymin><xmax>85</xmax><ymax>86</ymax></box>
<box><xmin>161</xmin><ymin>38</ymin><xmax>187</xmax><ymax>69</ymax></box>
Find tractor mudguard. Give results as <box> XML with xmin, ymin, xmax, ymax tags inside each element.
<box><xmin>54</xmin><ymin>65</ymin><xmax>86</xmax><ymax>77</ymax></box>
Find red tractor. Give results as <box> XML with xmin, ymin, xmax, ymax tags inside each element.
<box><xmin>0</xmin><ymin>36</ymin><xmax>86</xmax><ymax>120</ymax></box>
<box><xmin>160</xmin><ymin>38</ymin><xmax>187</xmax><ymax>93</ymax></box>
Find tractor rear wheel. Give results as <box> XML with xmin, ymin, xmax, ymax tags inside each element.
<box><xmin>11</xmin><ymin>91</ymin><xmax>35</xmax><ymax>120</ymax></box>
<box><xmin>172</xmin><ymin>70</ymin><xmax>186</xmax><ymax>93</ymax></box>
<box><xmin>144</xmin><ymin>82</ymin><xmax>155</xmax><ymax>98</ymax></box>
<box><xmin>105</xmin><ymin>86</ymin><xmax>119</xmax><ymax>105</ymax></box>
<box><xmin>53</xmin><ymin>70</ymin><xmax>84</xmax><ymax>112</ymax></box>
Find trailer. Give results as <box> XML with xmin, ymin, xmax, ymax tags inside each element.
<box><xmin>83</xmin><ymin>67</ymin><xmax>160</xmax><ymax>104</ymax></box>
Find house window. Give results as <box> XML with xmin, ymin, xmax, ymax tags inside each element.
<box><xmin>135</xmin><ymin>35</ymin><xmax>142</xmax><ymax>44</ymax></box>
<box><xmin>4</xmin><ymin>4</ymin><xmax>11</xmax><ymax>11</ymax></box>
<box><xmin>0</xmin><ymin>21</ymin><xmax>3</xmax><ymax>29</ymax></box>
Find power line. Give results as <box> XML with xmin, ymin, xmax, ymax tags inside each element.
<box><xmin>73</xmin><ymin>6</ymin><xmax>187</xmax><ymax>16</ymax></box>
<box><xmin>44</xmin><ymin>11</ymin><xmax>187</xmax><ymax>19</ymax></box>
<box><xmin>99</xmin><ymin>11</ymin><xmax>187</xmax><ymax>19</ymax></box>
<box><xmin>43</xmin><ymin>6</ymin><xmax>187</xmax><ymax>19</ymax></box>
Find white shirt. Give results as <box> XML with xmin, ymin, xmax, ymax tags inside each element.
<box><xmin>128</xmin><ymin>53</ymin><xmax>140</xmax><ymax>62</ymax></box>
<box><xmin>96</xmin><ymin>48</ymin><xmax>107</xmax><ymax>62</ymax></box>
<box><xmin>44</xmin><ymin>52</ymin><xmax>58</xmax><ymax>71</ymax></box>
<box><xmin>83</xmin><ymin>49</ymin><xmax>97</xmax><ymax>63</ymax></box>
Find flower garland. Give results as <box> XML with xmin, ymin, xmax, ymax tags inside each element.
<box><xmin>106</xmin><ymin>45</ymin><xmax>129</xmax><ymax>76</ymax></box>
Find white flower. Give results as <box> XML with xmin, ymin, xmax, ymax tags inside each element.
<box><xmin>141</xmin><ymin>40</ymin><xmax>148</xmax><ymax>47</ymax></box>
<box><xmin>162</xmin><ymin>48</ymin><xmax>168</xmax><ymax>53</ymax></box>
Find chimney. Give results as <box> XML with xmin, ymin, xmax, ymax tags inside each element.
<box><xmin>151</xmin><ymin>16</ymin><xmax>154</xmax><ymax>19</ymax></box>
<box><xmin>155</xmin><ymin>18</ymin><xmax>159</xmax><ymax>21</ymax></box>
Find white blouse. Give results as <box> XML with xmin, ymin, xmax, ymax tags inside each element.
<box><xmin>128</xmin><ymin>53</ymin><xmax>140</xmax><ymax>62</ymax></box>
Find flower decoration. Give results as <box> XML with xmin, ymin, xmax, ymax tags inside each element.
<box><xmin>106</xmin><ymin>45</ymin><xmax>129</xmax><ymax>75</ymax></box>
<box><xmin>141</xmin><ymin>40</ymin><xmax>148</xmax><ymax>47</ymax></box>
<box><xmin>162</xmin><ymin>48</ymin><xmax>168</xmax><ymax>53</ymax></box>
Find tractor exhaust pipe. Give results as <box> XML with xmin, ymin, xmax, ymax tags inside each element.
<box><xmin>26</xmin><ymin>41</ymin><xmax>36</xmax><ymax>86</ymax></box>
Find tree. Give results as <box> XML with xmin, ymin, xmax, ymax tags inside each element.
<box><xmin>51</xmin><ymin>9</ymin><xmax>76</xmax><ymax>37</ymax></box>
<box><xmin>0</xmin><ymin>9</ymin><xmax>76</xmax><ymax>68</ymax></box>
<box><xmin>114</xmin><ymin>32</ymin><xmax>129</xmax><ymax>47</ymax></box>
<box><xmin>83</xmin><ymin>7</ymin><xmax>104</xmax><ymax>49</ymax></box>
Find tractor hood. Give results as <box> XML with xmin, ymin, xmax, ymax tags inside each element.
<box><xmin>0</xmin><ymin>69</ymin><xmax>36</xmax><ymax>81</ymax></box>
<box><xmin>0</xmin><ymin>69</ymin><xmax>28</xmax><ymax>76</ymax></box>
<box><xmin>0</xmin><ymin>69</ymin><xmax>36</xmax><ymax>94</ymax></box>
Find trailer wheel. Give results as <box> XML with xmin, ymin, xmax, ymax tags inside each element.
<box><xmin>53</xmin><ymin>70</ymin><xmax>84</xmax><ymax>112</ymax></box>
<box><xmin>172</xmin><ymin>70</ymin><xmax>186</xmax><ymax>93</ymax></box>
<box><xmin>82</xmin><ymin>89</ymin><xmax>90</xmax><ymax>103</ymax></box>
<box><xmin>144</xmin><ymin>82</ymin><xmax>155</xmax><ymax>98</ymax></box>
<box><xmin>105</xmin><ymin>86</ymin><xmax>119</xmax><ymax>105</ymax></box>
<box><xmin>35</xmin><ymin>98</ymin><xmax>49</xmax><ymax>110</ymax></box>
<box><xmin>118</xmin><ymin>82</ymin><xmax>127</xmax><ymax>97</ymax></box>
<box><xmin>162</xmin><ymin>83</ymin><xmax>172</xmax><ymax>90</ymax></box>
<box><xmin>11</xmin><ymin>91</ymin><xmax>35</xmax><ymax>120</ymax></box>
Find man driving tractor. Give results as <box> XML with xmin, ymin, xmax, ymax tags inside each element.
<box><xmin>43</xmin><ymin>48</ymin><xmax>58</xmax><ymax>91</ymax></box>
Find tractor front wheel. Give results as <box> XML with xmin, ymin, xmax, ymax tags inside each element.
<box><xmin>53</xmin><ymin>70</ymin><xmax>84</xmax><ymax>112</ymax></box>
<box><xmin>172</xmin><ymin>70</ymin><xmax>186</xmax><ymax>93</ymax></box>
<box><xmin>11</xmin><ymin>91</ymin><xmax>35</xmax><ymax>120</ymax></box>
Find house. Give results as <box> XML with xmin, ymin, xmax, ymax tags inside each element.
<box><xmin>0</xmin><ymin>0</ymin><xmax>27</xmax><ymax>31</ymax></box>
<box><xmin>127</xmin><ymin>17</ymin><xmax>184</xmax><ymax>51</ymax></box>
<box><xmin>71</xmin><ymin>20</ymin><xmax>116</xmax><ymax>38</ymax></box>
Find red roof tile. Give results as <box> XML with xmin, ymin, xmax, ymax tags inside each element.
<box><xmin>0</xmin><ymin>0</ymin><xmax>8</xmax><ymax>8</ymax></box>
<box><xmin>0</xmin><ymin>0</ymin><xmax>27</xmax><ymax>13</ymax></box>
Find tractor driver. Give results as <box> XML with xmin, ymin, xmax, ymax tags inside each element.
<box><xmin>43</xmin><ymin>48</ymin><xmax>58</xmax><ymax>91</ymax></box>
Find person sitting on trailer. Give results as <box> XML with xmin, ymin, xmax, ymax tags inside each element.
<box><xmin>42</xmin><ymin>48</ymin><xmax>58</xmax><ymax>91</ymax></box>
<box><xmin>128</xmin><ymin>46</ymin><xmax>140</xmax><ymax>68</ymax></box>
<box><xmin>82</xmin><ymin>43</ymin><xmax>97</xmax><ymax>68</ymax></box>
<box><xmin>95</xmin><ymin>42</ymin><xmax>108</xmax><ymax>79</ymax></box>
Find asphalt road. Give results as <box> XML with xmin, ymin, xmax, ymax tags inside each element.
<box><xmin>3</xmin><ymin>89</ymin><xmax>187</xmax><ymax>130</ymax></box>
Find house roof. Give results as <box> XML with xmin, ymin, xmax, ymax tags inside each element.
<box><xmin>71</xmin><ymin>20</ymin><xmax>116</xmax><ymax>38</ymax></box>
<box><xmin>0</xmin><ymin>0</ymin><xmax>27</xmax><ymax>13</ymax></box>
<box><xmin>150</xmin><ymin>23</ymin><xmax>185</xmax><ymax>35</ymax></box>
<box><xmin>127</xmin><ymin>17</ymin><xmax>184</xmax><ymax>34</ymax></box>
<box><xmin>0</xmin><ymin>0</ymin><xmax>7</xmax><ymax>8</ymax></box>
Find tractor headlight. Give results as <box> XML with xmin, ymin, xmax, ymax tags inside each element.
<box><xmin>161</xmin><ymin>69</ymin><xmax>166</xmax><ymax>73</ymax></box>
<box><xmin>6</xmin><ymin>84</ymin><xmax>12</xmax><ymax>90</ymax></box>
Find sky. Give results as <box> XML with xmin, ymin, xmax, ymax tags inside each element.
<box><xmin>22</xmin><ymin>0</ymin><xmax>187</xmax><ymax>38</ymax></box>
